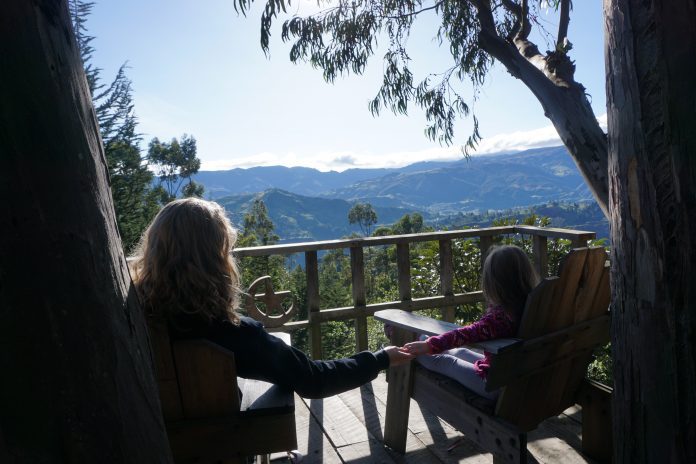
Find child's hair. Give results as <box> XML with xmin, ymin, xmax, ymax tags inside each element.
<box><xmin>130</xmin><ymin>198</ymin><xmax>241</xmax><ymax>324</ymax></box>
<box><xmin>481</xmin><ymin>245</ymin><xmax>540</xmax><ymax>317</ymax></box>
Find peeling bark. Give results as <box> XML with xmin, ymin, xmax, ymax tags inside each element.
<box><xmin>605</xmin><ymin>0</ymin><xmax>696</xmax><ymax>461</ymax></box>
<box><xmin>0</xmin><ymin>1</ymin><xmax>172</xmax><ymax>462</ymax></box>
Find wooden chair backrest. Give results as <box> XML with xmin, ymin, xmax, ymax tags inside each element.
<box><xmin>492</xmin><ymin>247</ymin><xmax>610</xmax><ymax>430</ymax></box>
<box><xmin>149</xmin><ymin>320</ymin><xmax>240</xmax><ymax>422</ymax></box>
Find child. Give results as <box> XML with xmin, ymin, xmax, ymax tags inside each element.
<box><xmin>130</xmin><ymin>198</ymin><xmax>413</xmax><ymax>399</ymax></box>
<box><xmin>403</xmin><ymin>245</ymin><xmax>540</xmax><ymax>399</ymax></box>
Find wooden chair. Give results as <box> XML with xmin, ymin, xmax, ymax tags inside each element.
<box><xmin>149</xmin><ymin>276</ymin><xmax>299</xmax><ymax>463</ymax></box>
<box><xmin>375</xmin><ymin>247</ymin><xmax>612</xmax><ymax>463</ymax></box>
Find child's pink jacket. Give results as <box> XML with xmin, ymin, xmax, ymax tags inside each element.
<box><xmin>425</xmin><ymin>305</ymin><xmax>517</xmax><ymax>379</ymax></box>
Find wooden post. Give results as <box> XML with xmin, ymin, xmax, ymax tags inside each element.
<box><xmin>305</xmin><ymin>251</ymin><xmax>323</xmax><ymax>360</ymax></box>
<box><xmin>532</xmin><ymin>235</ymin><xmax>548</xmax><ymax>278</ymax></box>
<box><xmin>439</xmin><ymin>240</ymin><xmax>455</xmax><ymax>322</ymax></box>
<box><xmin>579</xmin><ymin>379</ymin><xmax>612</xmax><ymax>463</ymax></box>
<box><xmin>396</xmin><ymin>243</ymin><xmax>411</xmax><ymax>304</ymax></box>
<box><xmin>350</xmin><ymin>246</ymin><xmax>368</xmax><ymax>352</ymax></box>
<box><xmin>384</xmin><ymin>327</ymin><xmax>418</xmax><ymax>454</ymax></box>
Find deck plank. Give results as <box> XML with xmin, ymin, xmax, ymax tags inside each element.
<box><xmin>368</xmin><ymin>374</ymin><xmax>490</xmax><ymax>463</ymax></box>
<box><xmin>334</xmin><ymin>439</ymin><xmax>395</xmax><ymax>463</ymax></box>
<box><xmin>293</xmin><ymin>394</ymin><xmax>342</xmax><ymax>464</ymax></box>
<box><xmin>304</xmin><ymin>395</ymin><xmax>372</xmax><ymax>448</ymax></box>
<box><xmin>369</xmin><ymin>373</ymin><xmax>457</xmax><ymax>436</ymax></box>
<box><xmin>337</xmin><ymin>383</ymin><xmax>443</xmax><ymax>464</ymax></box>
<box><xmin>281</xmin><ymin>373</ymin><xmax>598</xmax><ymax>464</ymax></box>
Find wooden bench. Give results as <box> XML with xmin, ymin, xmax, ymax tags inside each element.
<box><xmin>375</xmin><ymin>247</ymin><xmax>612</xmax><ymax>463</ymax></box>
<box><xmin>149</xmin><ymin>321</ymin><xmax>297</xmax><ymax>463</ymax></box>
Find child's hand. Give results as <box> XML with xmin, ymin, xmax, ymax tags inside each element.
<box><xmin>402</xmin><ymin>341</ymin><xmax>432</xmax><ymax>356</ymax></box>
<box><xmin>382</xmin><ymin>346</ymin><xmax>416</xmax><ymax>366</ymax></box>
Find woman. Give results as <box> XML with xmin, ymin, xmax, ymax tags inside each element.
<box><xmin>130</xmin><ymin>198</ymin><xmax>413</xmax><ymax>398</ymax></box>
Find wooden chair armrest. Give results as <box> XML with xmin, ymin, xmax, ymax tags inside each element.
<box><xmin>472</xmin><ymin>338</ymin><xmax>522</xmax><ymax>354</ymax></box>
<box><xmin>238</xmin><ymin>379</ymin><xmax>294</xmax><ymax>416</ymax></box>
<box><xmin>238</xmin><ymin>331</ymin><xmax>294</xmax><ymax>416</ymax></box>
<box><xmin>374</xmin><ymin>309</ymin><xmax>460</xmax><ymax>336</ymax></box>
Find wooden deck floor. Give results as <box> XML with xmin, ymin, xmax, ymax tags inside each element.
<box><xmin>273</xmin><ymin>373</ymin><xmax>594</xmax><ymax>464</ymax></box>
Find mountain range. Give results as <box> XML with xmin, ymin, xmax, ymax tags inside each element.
<box><xmin>194</xmin><ymin>146</ymin><xmax>607</xmax><ymax>241</ymax></box>
<box><xmin>195</xmin><ymin>146</ymin><xmax>593</xmax><ymax>214</ymax></box>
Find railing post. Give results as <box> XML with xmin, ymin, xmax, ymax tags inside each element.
<box><xmin>305</xmin><ymin>251</ymin><xmax>323</xmax><ymax>360</ymax></box>
<box><xmin>350</xmin><ymin>246</ymin><xmax>368</xmax><ymax>352</ymax></box>
<box><xmin>532</xmin><ymin>235</ymin><xmax>549</xmax><ymax>278</ymax></box>
<box><xmin>439</xmin><ymin>239</ymin><xmax>455</xmax><ymax>322</ymax></box>
<box><xmin>396</xmin><ymin>243</ymin><xmax>411</xmax><ymax>305</ymax></box>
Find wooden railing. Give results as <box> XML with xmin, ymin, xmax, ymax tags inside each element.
<box><xmin>236</xmin><ymin>225</ymin><xmax>596</xmax><ymax>360</ymax></box>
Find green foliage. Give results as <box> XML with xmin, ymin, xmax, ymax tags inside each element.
<box><xmin>148</xmin><ymin>135</ymin><xmax>203</xmax><ymax>202</ymax></box>
<box><xmin>105</xmin><ymin>140</ymin><xmax>161</xmax><ymax>251</ymax></box>
<box><xmin>587</xmin><ymin>343</ymin><xmax>613</xmax><ymax>386</ymax></box>
<box><xmin>243</xmin><ymin>198</ymin><xmax>280</xmax><ymax>246</ymax></box>
<box><xmin>348</xmin><ymin>202</ymin><xmax>378</xmax><ymax>237</ymax></box>
<box><xmin>238</xmin><ymin>198</ymin><xmax>285</xmax><ymax>290</ymax></box>
<box><xmin>391</xmin><ymin>213</ymin><xmax>425</xmax><ymax>235</ymax></box>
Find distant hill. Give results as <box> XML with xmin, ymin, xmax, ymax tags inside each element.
<box><xmin>201</xmin><ymin>146</ymin><xmax>606</xmax><ymax>242</ymax></box>
<box><xmin>193</xmin><ymin>166</ymin><xmax>399</xmax><ymax>199</ymax></box>
<box><xmin>195</xmin><ymin>146</ymin><xmax>593</xmax><ymax>215</ymax></box>
<box><xmin>217</xmin><ymin>189</ymin><xmax>427</xmax><ymax>242</ymax></box>
<box><xmin>321</xmin><ymin>146</ymin><xmax>593</xmax><ymax>214</ymax></box>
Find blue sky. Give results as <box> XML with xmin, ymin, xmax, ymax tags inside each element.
<box><xmin>88</xmin><ymin>0</ymin><xmax>606</xmax><ymax>171</ymax></box>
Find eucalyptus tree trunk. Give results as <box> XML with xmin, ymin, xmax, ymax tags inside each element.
<box><xmin>0</xmin><ymin>1</ymin><xmax>172</xmax><ymax>462</ymax></box>
<box><xmin>605</xmin><ymin>0</ymin><xmax>696</xmax><ymax>462</ymax></box>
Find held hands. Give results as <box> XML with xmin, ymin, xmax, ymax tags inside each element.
<box><xmin>382</xmin><ymin>346</ymin><xmax>416</xmax><ymax>366</ymax></box>
<box><xmin>383</xmin><ymin>340</ymin><xmax>434</xmax><ymax>366</ymax></box>
<box><xmin>401</xmin><ymin>341</ymin><xmax>432</xmax><ymax>356</ymax></box>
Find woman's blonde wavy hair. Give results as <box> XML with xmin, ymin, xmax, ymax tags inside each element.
<box><xmin>130</xmin><ymin>198</ymin><xmax>241</xmax><ymax>324</ymax></box>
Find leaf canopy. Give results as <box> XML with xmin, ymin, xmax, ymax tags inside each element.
<box><xmin>234</xmin><ymin>0</ymin><xmax>568</xmax><ymax>152</ymax></box>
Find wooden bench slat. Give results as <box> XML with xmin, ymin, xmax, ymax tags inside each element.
<box><xmin>173</xmin><ymin>339</ymin><xmax>240</xmax><ymax>419</ymax></box>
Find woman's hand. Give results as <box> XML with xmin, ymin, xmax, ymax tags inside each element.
<box><xmin>382</xmin><ymin>346</ymin><xmax>416</xmax><ymax>366</ymax></box>
<box><xmin>402</xmin><ymin>341</ymin><xmax>432</xmax><ymax>356</ymax></box>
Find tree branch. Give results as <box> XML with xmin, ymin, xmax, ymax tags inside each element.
<box><xmin>500</xmin><ymin>0</ymin><xmax>530</xmax><ymax>40</ymax></box>
<box><xmin>557</xmin><ymin>0</ymin><xmax>570</xmax><ymax>50</ymax></box>
<box><xmin>470</xmin><ymin>0</ymin><xmax>547</xmax><ymax>84</ymax></box>
<box><xmin>381</xmin><ymin>1</ymin><xmax>444</xmax><ymax>20</ymax></box>
<box><xmin>500</xmin><ymin>0</ymin><xmax>545</xmax><ymax>64</ymax></box>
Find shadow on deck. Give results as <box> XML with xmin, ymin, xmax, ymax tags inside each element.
<box><xmin>274</xmin><ymin>373</ymin><xmax>591</xmax><ymax>464</ymax></box>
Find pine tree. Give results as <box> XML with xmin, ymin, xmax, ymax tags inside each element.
<box><xmin>69</xmin><ymin>0</ymin><xmax>159</xmax><ymax>252</ymax></box>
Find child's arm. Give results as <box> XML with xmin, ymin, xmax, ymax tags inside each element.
<box><xmin>423</xmin><ymin>308</ymin><xmax>515</xmax><ymax>354</ymax></box>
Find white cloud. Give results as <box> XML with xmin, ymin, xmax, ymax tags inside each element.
<box><xmin>201</xmin><ymin>114</ymin><xmax>608</xmax><ymax>172</ymax></box>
